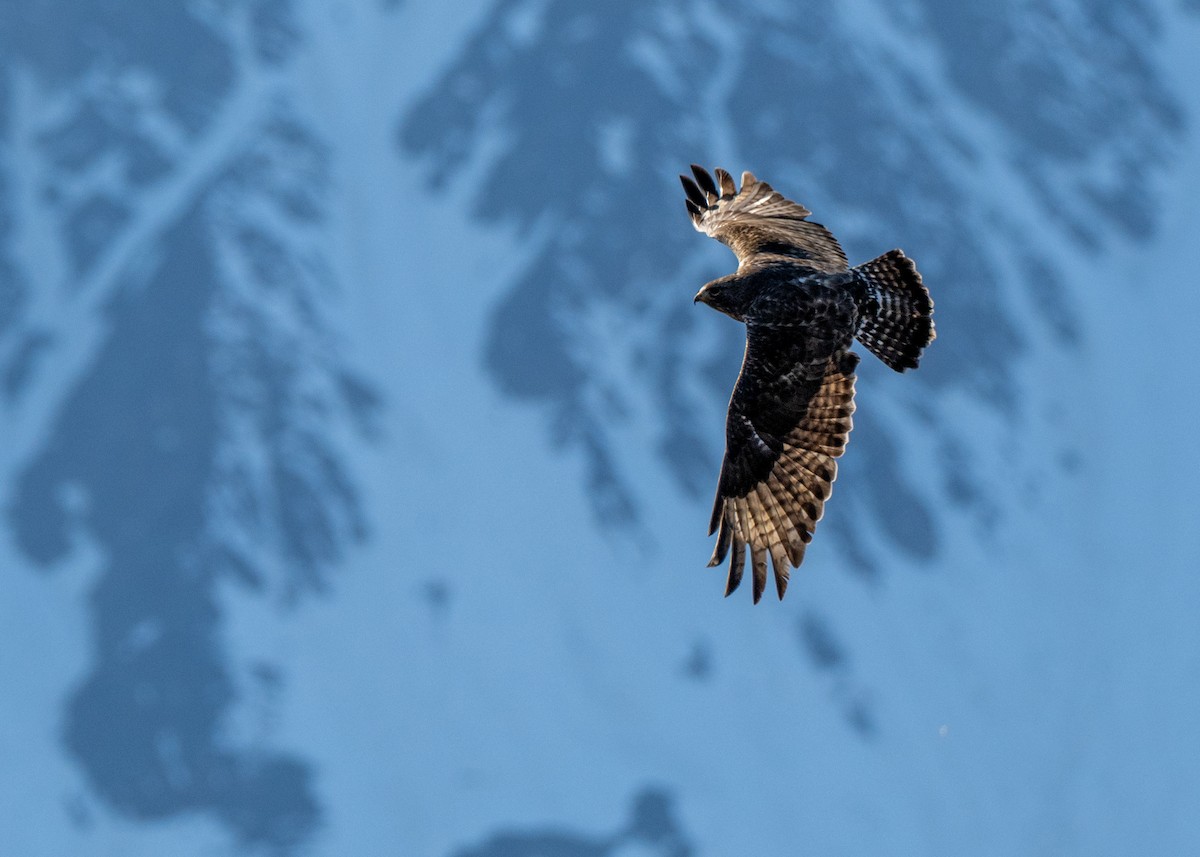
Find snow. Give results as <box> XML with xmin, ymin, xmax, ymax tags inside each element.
<box><xmin>2</xmin><ymin>0</ymin><xmax>1199</xmax><ymax>855</ymax></box>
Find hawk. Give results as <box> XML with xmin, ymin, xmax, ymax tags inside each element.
<box><xmin>682</xmin><ymin>165</ymin><xmax>935</xmax><ymax>602</ymax></box>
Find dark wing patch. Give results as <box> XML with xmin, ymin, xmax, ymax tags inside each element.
<box><xmin>680</xmin><ymin>165</ymin><xmax>848</xmax><ymax>272</ymax></box>
<box><xmin>708</xmin><ymin>348</ymin><xmax>858</xmax><ymax>603</ymax></box>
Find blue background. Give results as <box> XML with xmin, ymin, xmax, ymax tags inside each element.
<box><xmin>2</xmin><ymin>1</ymin><xmax>1199</xmax><ymax>854</ymax></box>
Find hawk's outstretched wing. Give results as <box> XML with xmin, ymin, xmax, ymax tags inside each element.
<box><xmin>708</xmin><ymin>334</ymin><xmax>859</xmax><ymax>603</ymax></box>
<box><xmin>680</xmin><ymin>164</ymin><xmax>848</xmax><ymax>272</ymax></box>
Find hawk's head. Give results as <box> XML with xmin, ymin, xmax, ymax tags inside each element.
<box><xmin>694</xmin><ymin>274</ymin><xmax>754</xmax><ymax>322</ymax></box>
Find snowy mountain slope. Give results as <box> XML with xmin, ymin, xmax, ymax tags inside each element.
<box><xmin>227</xmin><ymin>4</ymin><xmax>1200</xmax><ymax>854</ymax></box>
<box><xmin>1</xmin><ymin>1</ymin><xmax>1199</xmax><ymax>855</ymax></box>
<box><xmin>1</xmin><ymin>2</ymin><xmax>373</xmax><ymax>850</ymax></box>
<box><xmin>400</xmin><ymin>0</ymin><xmax>1185</xmax><ymax>576</ymax></box>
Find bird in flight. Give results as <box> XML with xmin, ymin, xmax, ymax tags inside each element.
<box><xmin>682</xmin><ymin>165</ymin><xmax>935</xmax><ymax>603</ymax></box>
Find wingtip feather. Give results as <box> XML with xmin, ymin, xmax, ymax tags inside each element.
<box><xmin>691</xmin><ymin>164</ymin><xmax>718</xmax><ymax>201</ymax></box>
<box><xmin>751</xmin><ymin>547</ymin><xmax>767</xmax><ymax>604</ymax></box>
<box><xmin>771</xmin><ymin>549</ymin><xmax>791</xmax><ymax>600</ymax></box>
<box><xmin>708</xmin><ymin>515</ymin><xmax>731</xmax><ymax>566</ymax></box>
<box><xmin>724</xmin><ymin>536</ymin><xmax>745</xmax><ymax>596</ymax></box>
<box><xmin>680</xmin><ymin>175</ymin><xmax>707</xmax><ymax>208</ymax></box>
<box><xmin>714</xmin><ymin>168</ymin><xmax>736</xmax><ymax>196</ymax></box>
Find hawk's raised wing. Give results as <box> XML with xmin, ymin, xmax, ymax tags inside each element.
<box><xmin>681</xmin><ymin>164</ymin><xmax>848</xmax><ymax>272</ymax></box>
<box><xmin>708</xmin><ymin>333</ymin><xmax>859</xmax><ymax>603</ymax></box>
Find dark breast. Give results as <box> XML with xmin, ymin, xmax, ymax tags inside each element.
<box><xmin>747</xmin><ymin>270</ymin><xmax>860</xmax><ymax>359</ymax></box>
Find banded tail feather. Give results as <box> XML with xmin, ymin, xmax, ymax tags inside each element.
<box><xmin>854</xmin><ymin>249</ymin><xmax>935</xmax><ymax>371</ymax></box>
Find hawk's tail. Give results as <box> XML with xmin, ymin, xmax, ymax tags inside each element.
<box><xmin>852</xmin><ymin>250</ymin><xmax>935</xmax><ymax>372</ymax></box>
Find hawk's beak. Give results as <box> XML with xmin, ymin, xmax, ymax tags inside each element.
<box><xmin>693</xmin><ymin>288</ymin><xmax>708</xmax><ymax>305</ymax></box>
